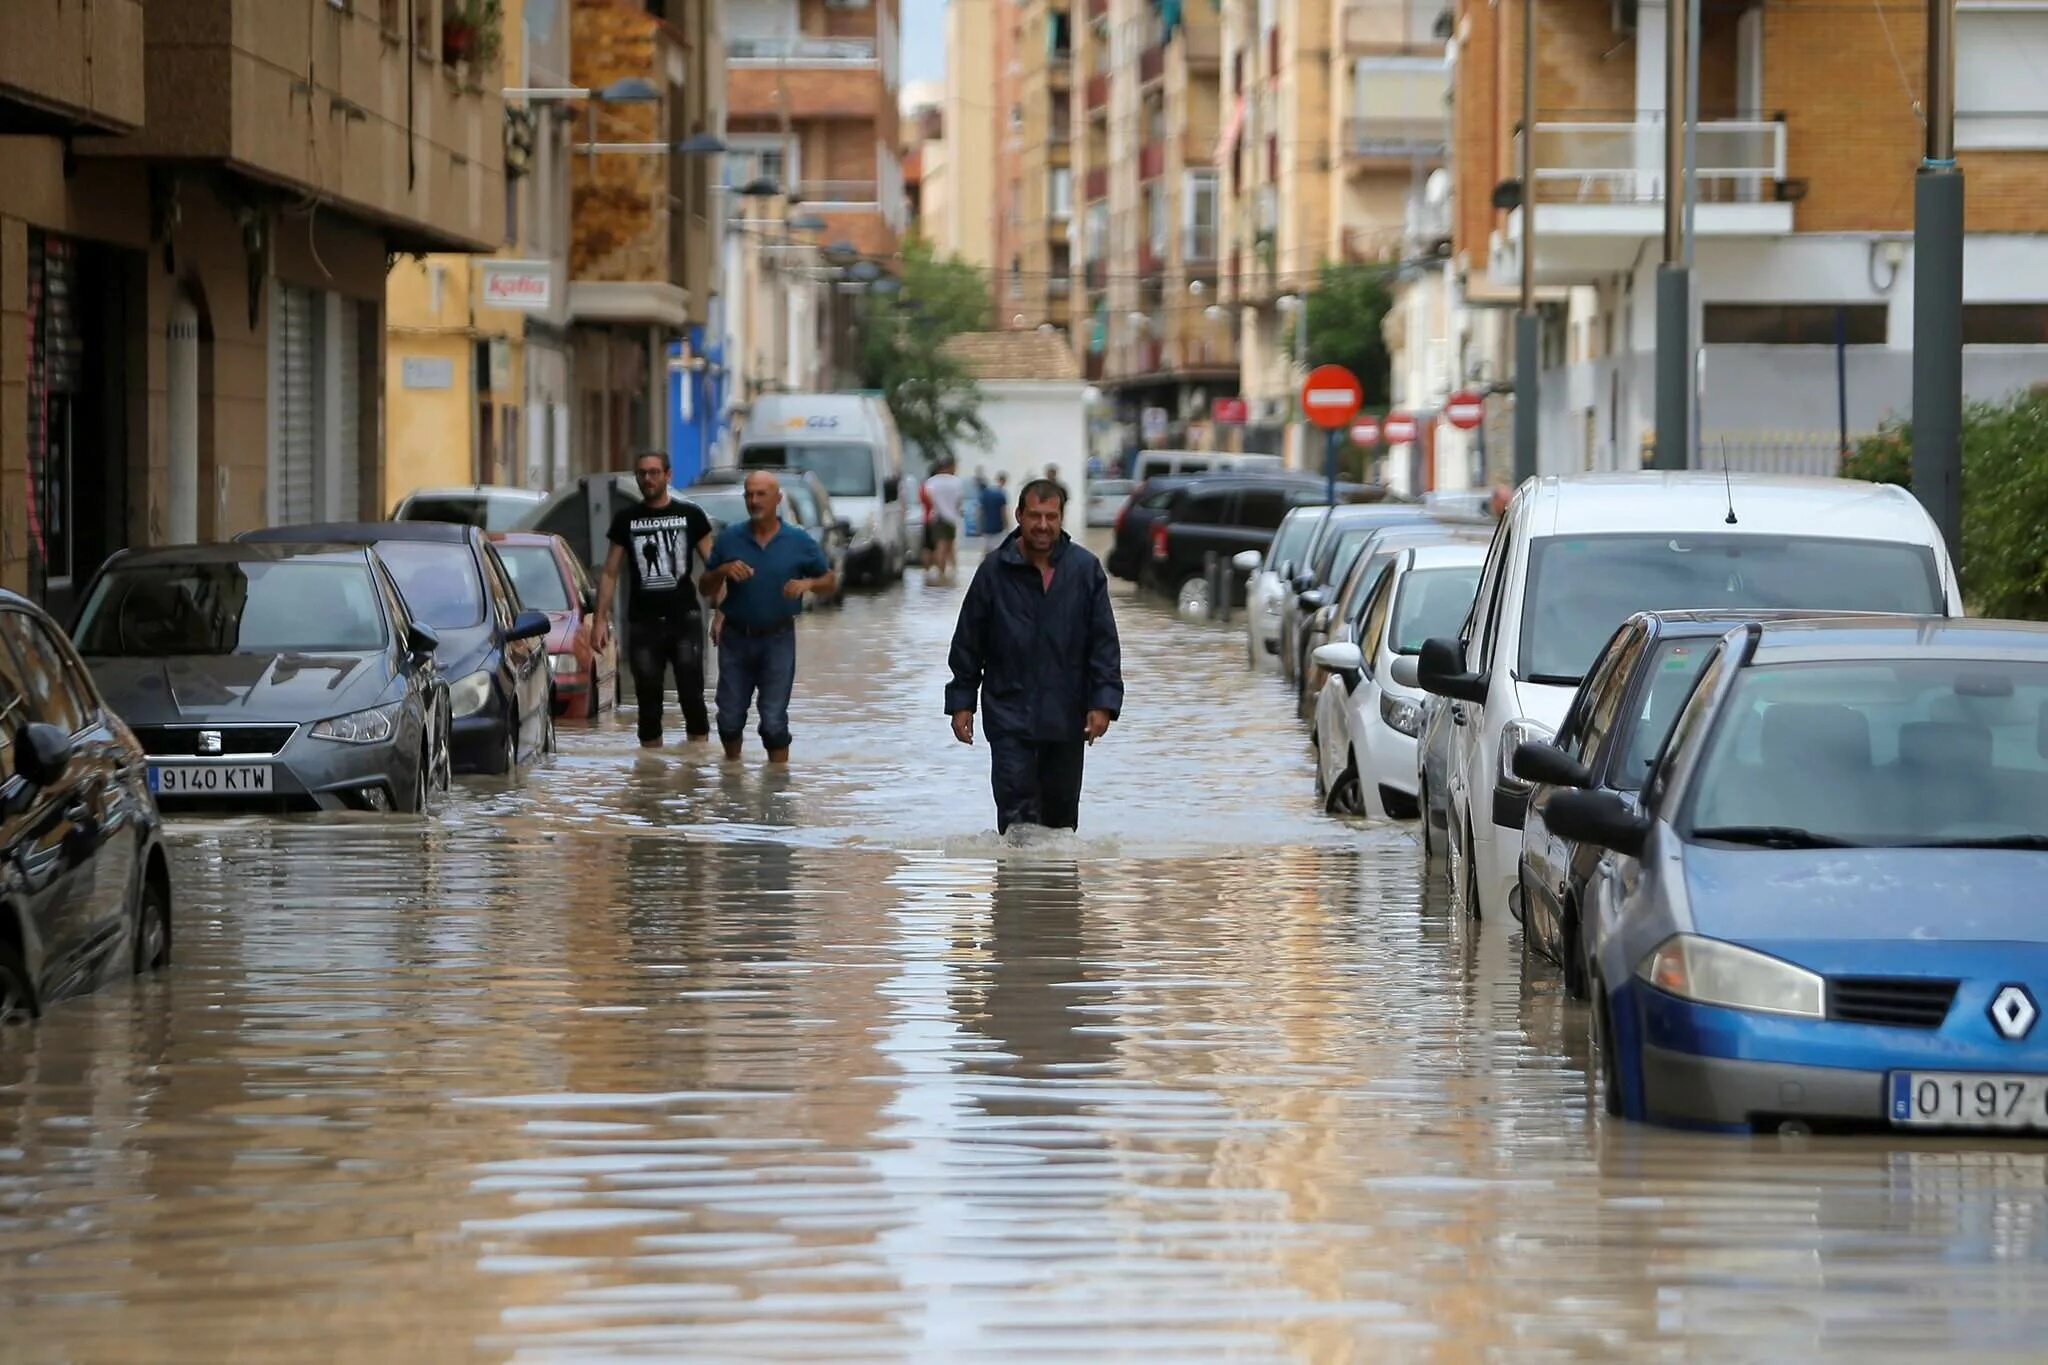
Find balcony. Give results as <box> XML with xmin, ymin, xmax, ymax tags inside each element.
<box><xmin>1085</xmin><ymin>260</ymin><xmax>1106</xmax><ymax>290</ymax></box>
<box><xmin>1184</xmin><ymin>225</ymin><xmax>1218</xmax><ymax>267</ymax></box>
<box><xmin>1139</xmin><ymin>141</ymin><xmax>1166</xmax><ymax>181</ymax></box>
<box><xmin>1140</xmin><ymin>44</ymin><xmax>1166</xmax><ymax>85</ymax></box>
<box><xmin>1087</xmin><ymin>72</ymin><xmax>1110</xmax><ymax>114</ymax></box>
<box><xmin>0</xmin><ymin>0</ymin><xmax>142</xmax><ymax>134</ymax></box>
<box><xmin>1181</xmin><ymin>24</ymin><xmax>1221</xmax><ymax>70</ymax></box>
<box><xmin>1139</xmin><ymin>245</ymin><xmax>1163</xmax><ymax>278</ymax></box>
<box><xmin>791</xmin><ymin>180</ymin><xmax>881</xmax><ymax>209</ymax></box>
<box><xmin>1345</xmin><ymin>0</ymin><xmax>1449</xmax><ymax>51</ymax></box>
<box><xmin>88</xmin><ymin>0</ymin><xmax>500</xmax><ymax>252</ymax></box>
<box><xmin>1345</xmin><ymin>116</ymin><xmax>1447</xmax><ymax>163</ymax></box>
<box><xmin>1085</xmin><ymin>166</ymin><xmax>1108</xmax><ymax>201</ymax></box>
<box><xmin>1051</xmin><ymin>49</ymin><xmax>1074</xmax><ymax>88</ymax></box>
<box><xmin>727</xmin><ymin>37</ymin><xmax>878</xmax><ymax>66</ymax></box>
<box><xmin>1495</xmin><ymin>119</ymin><xmax>1794</xmax><ymax>283</ymax></box>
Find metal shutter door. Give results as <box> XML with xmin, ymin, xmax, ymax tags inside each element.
<box><xmin>270</xmin><ymin>285</ymin><xmax>316</xmax><ymax>524</ymax></box>
<box><xmin>332</xmin><ymin>298</ymin><xmax>361</xmax><ymax>519</ymax></box>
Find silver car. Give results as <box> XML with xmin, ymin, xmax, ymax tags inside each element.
<box><xmin>75</xmin><ymin>544</ymin><xmax>451</xmax><ymax>814</ymax></box>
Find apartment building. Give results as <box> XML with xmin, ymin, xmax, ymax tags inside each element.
<box><xmin>1219</xmin><ymin>0</ymin><xmax>1449</xmax><ymax>441</ymax></box>
<box><xmin>995</xmin><ymin>0</ymin><xmax>1078</xmax><ymax>335</ymax></box>
<box><xmin>1073</xmin><ymin>0</ymin><xmax>1232</xmax><ymax>449</ymax></box>
<box><xmin>936</xmin><ymin>0</ymin><xmax>999</xmax><ymax>269</ymax></box>
<box><xmin>726</xmin><ymin>0</ymin><xmax>905</xmax><ymax>263</ymax></box>
<box><xmin>0</xmin><ymin>0</ymin><xmax>504</xmax><ymax>613</ymax></box>
<box><xmin>1456</xmin><ymin>0</ymin><xmax>2048</xmax><ymax>475</ymax></box>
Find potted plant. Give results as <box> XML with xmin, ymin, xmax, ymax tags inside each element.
<box><xmin>443</xmin><ymin>0</ymin><xmax>501</xmax><ymax>70</ymax></box>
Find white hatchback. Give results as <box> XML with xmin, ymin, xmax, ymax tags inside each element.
<box><xmin>1417</xmin><ymin>472</ymin><xmax>1964</xmax><ymax>922</ymax></box>
<box><xmin>1310</xmin><ymin>543</ymin><xmax>1486</xmax><ymax>817</ymax></box>
<box><xmin>1235</xmin><ymin>505</ymin><xmax>1325</xmax><ymax>667</ymax></box>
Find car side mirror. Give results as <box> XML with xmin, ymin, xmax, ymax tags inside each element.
<box><xmin>1417</xmin><ymin>637</ymin><xmax>1487</xmax><ymax>704</ymax></box>
<box><xmin>1544</xmin><ymin>788</ymin><xmax>1651</xmax><ymax>859</ymax></box>
<box><xmin>13</xmin><ymin>722</ymin><xmax>74</xmax><ymax>792</ymax></box>
<box><xmin>406</xmin><ymin>622</ymin><xmax>441</xmax><ymax>659</ymax></box>
<box><xmin>883</xmin><ymin>475</ymin><xmax>901</xmax><ymax>501</ymax></box>
<box><xmin>1313</xmin><ymin>642</ymin><xmax>1365</xmax><ymax>679</ymax></box>
<box><xmin>507</xmin><ymin>608</ymin><xmax>551</xmax><ymax>643</ymax></box>
<box><xmin>1514</xmin><ymin>741</ymin><xmax>1593</xmax><ymax>790</ymax></box>
<box><xmin>1290</xmin><ymin>573</ymin><xmax>1315</xmax><ymax>595</ymax></box>
<box><xmin>1232</xmin><ymin>549</ymin><xmax>1262</xmax><ymax>573</ymax></box>
<box><xmin>1389</xmin><ymin>656</ymin><xmax>1422</xmax><ymax>689</ymax></box>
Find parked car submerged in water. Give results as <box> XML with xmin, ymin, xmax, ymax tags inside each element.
<box><xmin>393</xmin><ymin>485</ymin><xmax>546</xmax><ymax>532</ymax></box>
<box><xmin>76</xmin><ymin>544</ymin><xmax>453</xmax><ymax>813</ymax></box>
<box><xmin>0</xmin><ymin>590</ymin><xmax>173</xmax><ymax>1018</ymax></box>
<box><xmin>490</xmin><ymin>532</ymin><xmax>618</xmax><ymax>720</ymax></box>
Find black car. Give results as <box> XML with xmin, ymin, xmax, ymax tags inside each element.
<box><xmin>1105</xmin><ymin>475</ymin><xmax>1199</xmax><ymax>584</ymax></box>
<box><xmin>75</xmin><ymin>544</ymin><xmax>453</xmax><ymax>814</ymax></box>
<box><xmin>238</xmin><ymin>522</ymin><xmax>552</xmax><ymax>776</ymax></box>
<box><xmin>1512</xmin><ymin>609</ymin><xmax>1813</xmax><ymax>997</ymax></box>
<box><xmin>1146</xmin><ymin>475</ymin><xmax>1390</xmax><ymax>608</ymax></box>
<box><xmin>0</xmin><ymin>590</ymin><xmax>172</xmax><ymax>1018</ymax></box>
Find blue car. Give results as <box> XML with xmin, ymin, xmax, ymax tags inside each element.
<box><xmin>1547</xmin><ymin>616</ymin><xmax>2048</xmax><ymax>1133</ymax></box>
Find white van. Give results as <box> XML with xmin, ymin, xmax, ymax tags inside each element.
<box><xmin>1129</xmin><ymin>450</ymin><xmax>1282</xmax><ymax>484</ymax></box>
<box><xmin>1417</xmin><ymin>472</ymin><xmax>1964</xmax><ymax>923</ymax></box>
<box><xmin>737</xmin><ymin>393</ymin><xmax>907</xmax><ymax>584</ymax></box>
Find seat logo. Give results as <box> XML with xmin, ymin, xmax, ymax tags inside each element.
<box><xmin>197</xmin><ymin>730</ymin><xmax>224</xmax><ymax>756</ymax></box>
<box><xmin>1989</xmin><ymin>984</ymin><xmax>2038</xmax><ymax>1041</ymax></box>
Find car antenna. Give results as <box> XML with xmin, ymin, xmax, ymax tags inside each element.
<box><xmin>1720</xmin><ymin>441</ymin><xmax>1738</xmax><ymax>525</ymax></box>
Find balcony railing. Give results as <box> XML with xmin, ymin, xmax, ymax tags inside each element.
<box><xmin>1085</xmin><ymin>166</ymin><xmax>1108</xmax><ymax>200</ymax></box>
<box><xmin>1518</xmin><ymin>119</ymin><xmax>1786</xmax><ymax>205</ymax></box>
<box><xmin>1087</xmin><ymin>72</ymin><xmax>1110</xmax><ymax>111</ymax></box>
<box><xmin>1048</xmin><ymin>276</ymin><xmax>1073</xmax><ymax>298</ymax></box>
<box><xmin>791</xmin><ymin>180</ymin><xmax>881</xmax><ymax>206</ymax></box>
<box><xmin>1085</xmin><ymin>260</ymin><xmax>1106</xmax><ymax>289</ymax></box>
<box><xmin>1139</xmin><ymin>44</ymin><xmax>1166</xmax><ymax>84</ymax></box>
<box><xmin>1184</xmin><ymin>226</ymin><xmax>1218</xmax><ymax>264</ymax></box>
<box><xmin>1344</xmin><ymin>0</ymin><xmax>1450</xmax><ymax>50</ymax></box>
<box><xmin>1182</xmin><ymin>24</ymin><xmax>1221</xmax><ymax>68</ymax></box>
<box><xmin>728</xmin><ymin>37</ymin><xmax>878</xmax><ymax>66</ymax></box>
<box><xmin>1346</xmin><ymin>117</ymin><xmax>1448</xmax><ymax>161</ymax></box>
<box><xmin>1139</xmin><ymin>141</ymin><xmax>1166</xmax><ymax>180</ymax></box>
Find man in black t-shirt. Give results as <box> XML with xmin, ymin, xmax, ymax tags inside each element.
<box><xmin>592</xmin><ymin>450</ymin><xmax>715</xmax><ymax>747</ymax></box>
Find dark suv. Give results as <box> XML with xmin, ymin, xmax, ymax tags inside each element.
<box><xmin>1106</xmin><ymin>476</ymin><xmax>1198</xmax><ymax>583</ymax></box>
<box><xmin>1145</xmin><ymin>475</ymin><xmax>1388</xmax><ymax>605</ymax></box>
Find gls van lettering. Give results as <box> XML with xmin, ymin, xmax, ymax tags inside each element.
<box><xmin>782</xmin><ymin>416</ymin><xmax>841</xmax><ymax>430</ymax></box>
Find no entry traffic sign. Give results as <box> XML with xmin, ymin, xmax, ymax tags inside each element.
<box><xmin>1350</xmin><ymin>417</ymin><xmax>1380</xmax><ymax>446</ymax></box>
<box><xmin>1301</xmin><ymin>365</ymin><xmax>1364</xmax><ymax>430</ymax></box>
<box><xmin>1382</xmin><ymin>412</ymin><xmax>1419</xmax><ymax>444</ymax></box>
<box><xmin>1444</xmin><ymin>390</ymin><xmax>1485</xmax><ymax>431</ymax></box>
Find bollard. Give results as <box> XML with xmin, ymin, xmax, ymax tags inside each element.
<box><xmin>1203</xmin><ymin>551</ymin><xmax>1222</xmax><ymax>621</ymax></box>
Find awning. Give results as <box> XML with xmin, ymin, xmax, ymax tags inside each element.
<box><xmin>1215</xmin><ymin>94</ymin><xmax>1245</xmax><ymax>168</ymax></box>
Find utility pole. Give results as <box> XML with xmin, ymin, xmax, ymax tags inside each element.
<box><xmin>1651</xmin><ymin>0</ymin><xmax>1691</xmax><ymax>470</ymax></box>
<box><xmin>1513</xmin><ymin>0</ymin><xmax>1539</xmax><ymax>484</ymax></box>
<box><xmin>1912</xmin><ymin>0</ymin><xmax>1963</xmax><ymax>555</ymax></box>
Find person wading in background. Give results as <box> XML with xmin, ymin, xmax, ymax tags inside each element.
<box><xmin>946</xmin><ymin>478</ymin><xmax>1123</xmax><ymax>833</ymax></box>
<box><xmin>699</xmin><ymin>471</ymin><xmax>837</xmax><ymax>765</ymax></box>
<box><xmin>923</xmin><ymin>458</ymin><xmax>964</xmax><ymax>582</ymax></box>
<box><xmin>592</xmin><ymin>450</ymin><xmax>715</xmax><ymax>748</ymax></box>
<box><xmin>979</xmin><ymin>473</ymin><xmax>1010</xmax><ymax>554</ymax></box>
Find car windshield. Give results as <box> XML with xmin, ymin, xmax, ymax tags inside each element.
<box><xmin>743</xmin><ymin>443</ymin><xmax>876</xmax><ymax>498</ymax></box>
<box><xmin>1614</xmin><ymin>638</ymin><xmax>1718</xmax><ymax>791</ymax></box>
<box><xmin>781</xmin><ymin>483</ymin><xmax>821</xmax><ymax>525</ymax></box>
<box><xmin>1269</xmin><ymin>512</ymin><xmax>1318</xmax><ymax>574</ymax></box>
<box><xmin>1518</xmin><ymin>534</ymin><xmax>1942</xmax><ymax>683</ymax></box>
<box><xmin>1389</xmin><ymin>566</ymin><xmax>1482</xmax><ymax>655</ymax></box>
<box><xmin>497</xmin><ymin>545</ymin><xmax>572</xmax><ymax>613</ymax></box>
<box><xmin>374</xmin><ymin>541</ymin><xmax>486</xmax><ymax>630</ymax></box>
<box><xmin>401</xmin><ymin>493</ymin><xmax>535</xmax><ymax>532</ymax></box>
<box><xmin>1684</xmin><ymin>658</ymin><xmax>2048</xmax><ymax>846</ymax></box>
<box><xmin>1320</xmin><ymin>528</ymin><xmax>1379</xmax><ymax>587</ymax></box>
<box><xmin>76</xmin><ymin>562</ymin><xmax>386</xmax><ymax>656</ymax></box>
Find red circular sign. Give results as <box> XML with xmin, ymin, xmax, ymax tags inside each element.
<box><xmin>1444</xmin><ymin>390</ymin><xmax>1485</xmax><ymax>431</ymax></box>
<box><xmin>1383</xmin><ymin>413</ymin><xmax>1419</xmax><ymax>444</ymax></box>
<box><xmin>1300</xmin><ymin>364</ymin><xmax>1364</xmax><ymax>431</ymax></box>
<box><xmin>1350</xmin><ymin>418</ymin><xmax>1380</xmax><ymax>446</ymax></box>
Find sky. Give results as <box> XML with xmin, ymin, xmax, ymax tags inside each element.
<box><xmin>902</xmin><ymin>0</ymin><xmax>945</xmax><ymax>90</ymax></box>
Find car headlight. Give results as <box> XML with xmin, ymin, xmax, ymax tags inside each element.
<box><xmin>549</xmin><ymin>652</ymin><xmax>577</xmax><ymax>675</ymax></box>
<box><xmin>1498</xmin><ymin>719</ymin><xmax>1553</xmax><ymax>791</ymax></box>
<box><xmin>1636</xmin><ymin>934</ymin><xmax>1824</xmax><ymax>1018</ymax></box>
<box><xmin>448</xmin><ymin>670</ymin><xmax>494</xmax><ymax>719</ymax></box>
<box><xmin>310</xmin><ymin>702</ymin><xmax>401</xmax><ymax>745</ymax></box>
<box><xmin>1379</xmin><ymin>692</ymin><xmax>1422</xmax><ymax>738</ymax></box>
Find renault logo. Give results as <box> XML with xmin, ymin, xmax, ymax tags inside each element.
<box><xmin>197</xmin><ymin>730</ymin><xmax>223</xmax><ymax>756</ymax></box>
<box><xmin>1989</xmin><ymin>984</ymin><xmax>2039</xmax><ymax>1041</ymax></box>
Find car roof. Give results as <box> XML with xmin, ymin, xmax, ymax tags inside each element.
<box><xmin>240</xmin><ymin>521</ymin><xmax>479</xmax><ymax>545</ymax></box>
<box><xmin>1177</xmin><ymin>473</ymin><xmax>1382</xmax><ymax>495</ymax></box>
<box><xmin>1631</xmin><ymin>606</ymin><xmax>1846</xmax><ymax>638</ymax></box>
<box><xmin>1518</xmin><ymin>471</ymin><xmax>1938</xmax><ymax>542</ymax></box>
<box><xmin>1402</xmin><ymin>542</ymin><xmax>1490</xmax><ymax>570</ymax></box>
<box><xmin>487</xmin><ymin>531</ymin><xmax>562</xmax><ymax>548</ymax></box>
<box><xmin>401</xmin><ymin>486</ymin><xmax>544</xmax><ymax>501</ymax></box>
<box><xmin>1745</xmin><ymin>615</ymin><xmax>2048</xmax><ymax>664</ymax></box>
<box><xmin>104</xmin><ymin>542</ymin><xmax>374</xmax><ymax>568</ymax></box>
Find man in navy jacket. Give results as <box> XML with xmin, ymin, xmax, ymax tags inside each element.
<box><xmin>946</xmin><ymin>479</ymin><xmax>1124</xmax><ymax>832</ymax></box>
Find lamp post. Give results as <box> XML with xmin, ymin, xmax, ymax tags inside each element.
<box><xmin>1514</xmin><ymin>0</ymin><xmax>1539</xmax><ymax>485</ymax></box>
<box><xmin>1651</xmin><ymin>0</ymin><xmax>1691</xmax><ymax>470</ymax></box>
<box><xmin>1912</xmin><ymin>0</ymin><xmax>1963</xmax><ymax>555</ymax></box>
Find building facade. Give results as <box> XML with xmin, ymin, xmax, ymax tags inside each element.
<box><xmin>1455</xmin><ymin>0</ymin><xmax>2048</xmax><ymax>476</ymax></box>
<box><xmin>937</xmin><ymin>0</ymin><xmax>999</xmax><ymax>270</ymax></box>
<box><xmin>995</xmin><ymin>0</ymin><xmax>1077</xmax><ymax>335</ymax></box>
<box><xmin>1</xmin><ymin>0</ymin><xmax>504</xmax><ymax>613</ymax></box>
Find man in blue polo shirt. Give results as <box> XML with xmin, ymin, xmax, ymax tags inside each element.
<box><xmin>698</xmin><ymin>471</ymin><xmax>837</xmax><ymax>763</ymax></box>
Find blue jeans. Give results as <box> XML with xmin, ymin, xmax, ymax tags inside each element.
<box><xmin>716</xmin><ymin>626</ymin><xmax>797</xmax><ymax>751</ymax></box>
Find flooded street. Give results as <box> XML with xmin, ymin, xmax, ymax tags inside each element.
<box><xmin>6</xmin><ymin>562</ymin><xmax>2048</xmax><ymax>1362</ymax></box>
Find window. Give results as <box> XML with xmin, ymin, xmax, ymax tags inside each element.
<box><xmin>1962</xmin><ymin>304</ymin><xmax>2048</xmax><ymax>345</ymax></box>
<box><xmin>1176</xmin><ymin>491</ymin><xmax>1236</xmax><ymax>525</ymax></box>
<box><xmin>1050</xmin><ymin>168</ymin><xmax>1073</xmax><ymax>220</ymax></box>
<box><xmin>0</xmin><ymin>611</ymin><xmax>92</xmax><ymax>736</ymax></box>
<box><xmin>1183</xmin><ymin>170</ymin><xmax>1218</xmax><ymax>260</ymax></box>
<box><xmin>74</xmin><ymin>562</ymin><xmax>390</xmax><ymax>657</ymax></box>
<box><xmin>1956</xmin><ymin>6</ymin><xmax>2048</xmax><ymax>149</ymax></box>
<box><xmin>1614</xmin><ymin>637</ymin><xmax>1719</xmax><ymax>791</ymax></box>
<box><xmin>1389</xmin><ymin>565</ymin><xmax>1483</xmax><ymax>657</ymax></box>
<box><xmin>1010</xmin><ymin>257</ymin><xmax>1023</xmax><ymax>299</ymax></box>
<box><xmin>0</xmin><ymin>622</ymin><xmax>26</xmax><ymax>781</ymax></box>
<box><xmin>374</xmin><ymin>541</ymin><xmax>487</xmax><ymax>630</ymax></box>
<box><xmin>1145</xmin><ymin>187</ymin><xmax>1167</xmax><ymax>258</ymax></box>
<box><xmin>1703</xmin><ymin>304</ymin><xmax>1888</xmax><ymax>346</ymax></box>
<box><xmin>498</xmin><ymin>545</ymin><xmax>573</xmax><ymax>613</ymax></box>
<box><xmin>1237</xmin><ymin>488</ymin><xmax>1288</xmax><ymax>529</ymax></box>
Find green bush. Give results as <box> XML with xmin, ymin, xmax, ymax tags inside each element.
<box><xmin>1840</xmin><ymin>391</ymin><xmax>2048</xmax><ymax>619</ymax></box>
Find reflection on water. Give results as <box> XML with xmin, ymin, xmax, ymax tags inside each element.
<box><xmin>3</xmin><ymin>564</ymin><xmax>2048</xmax><ymax>1358</ymax></box>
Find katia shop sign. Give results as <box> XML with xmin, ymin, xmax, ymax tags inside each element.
<box><xmin>480</xmin><ymin>261</ymin><xmax>553</xmax><ymax>311</ymax></box>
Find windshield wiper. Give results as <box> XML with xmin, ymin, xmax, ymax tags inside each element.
<box><xmin>1691</xmin><ymin>825</ymin><xmax>1863</xmax><ymax>850</ymax></box>
<box><xmin>1902</xmin><ymin>834</ymin><xmax>2048</xmax><ymax>851</ymax></box>
<box><xmin>1521</xmin><ymin>673</ymin><xmax>1584</xmax><ymax>686</ymax></box>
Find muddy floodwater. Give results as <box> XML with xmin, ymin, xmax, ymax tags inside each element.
<box><xmin>5</xmin><ymin>564</ymin><xmax>2048</xmax><ymax>1361</ymax></box>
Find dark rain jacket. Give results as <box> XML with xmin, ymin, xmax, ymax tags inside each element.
<box><xmin>946</xmin><ymin>532</ymin><xmax>1124</xmax><ymax>743</ymax></box>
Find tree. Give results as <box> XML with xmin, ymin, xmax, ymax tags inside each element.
<box><xmin>854</xmin><ymin>238</ymin><xmax>993</xmax><ymax>461</ymax></box>
<box><xmin>1284</xmin><ymin>262</ymin><xmax>1394</xmax><ymax>409</ymax></box>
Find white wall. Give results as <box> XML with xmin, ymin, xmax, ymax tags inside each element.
<box><xmin>962</xmin><ymin>381</ymin><xmax>1090</xmax><ymax>537</ymax></box>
